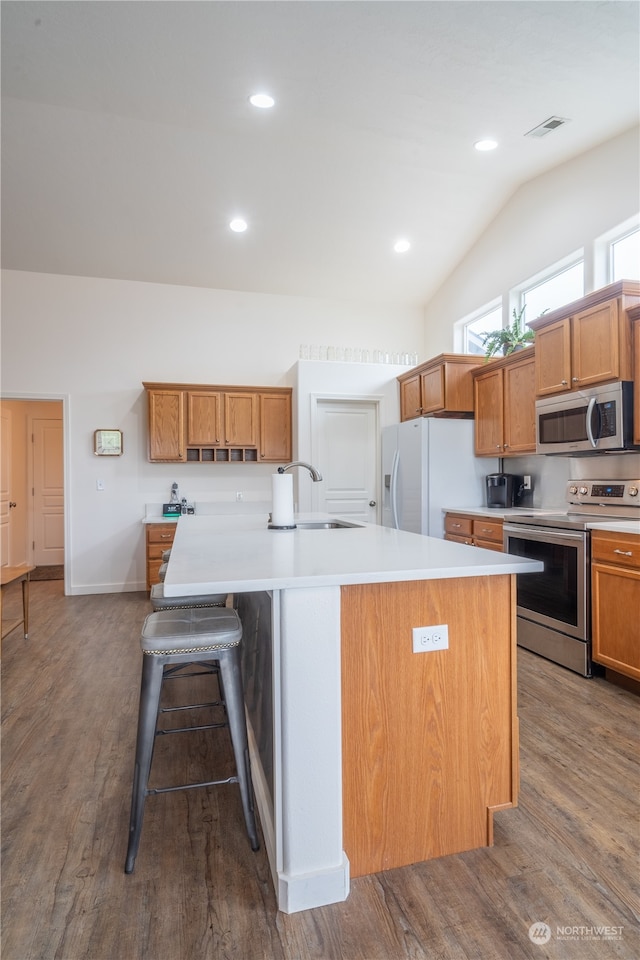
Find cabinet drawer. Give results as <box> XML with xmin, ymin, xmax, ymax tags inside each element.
<box><xmin>591</xmin><ymin>531</ymin><xmax>640</xmax><ymax>570</ymax></box>
<box><xmin>444</xmin><ymin>533</ymin><xmax>473</xmax><ymax>546</ymax></box>
<box><xmin>444</xmin><ymin>515</ymin><xmax>473</xmax><ymax>537</ymax></box>
<box><xmin>474</xmin><ymin>538</ymin><xmax>503</xmax><ymax>552</ymax></box>
<box><xmin>147</xmin><ymin>524</ymin><xmax>177</xmax><ymax>545</ymax></box>
<box><xmin>472</xmin><ymin>519</ymin><xmax>503</xmax><ymax>544</ymax></box>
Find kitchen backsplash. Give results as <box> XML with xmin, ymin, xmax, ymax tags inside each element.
<box><xmin>508</xmin><ymin>453</ymin><xmax>640</xmax><ymax>510</ymax></box>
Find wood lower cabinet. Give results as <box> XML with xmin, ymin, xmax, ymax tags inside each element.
<box><xmin>444</xmin><ymin>512</ymin><xmax>504</xmax><ymax>551</ymax></box>
<box><xmin>398</xmin><ymin>354</ymin><xmax>480</xmax><ymax>421</ymax></box>
<box><xmin>473</xmin><ymin>350</ymin><xmax>536</xmax><ymax>457</ymax></box>
<box><xmin>145</xmin><ymin>523</ymin><xmax>176</xmax><ymax>590</ymax></box>
<box><xmin>591</xmin><ymin>530</ymin><xmax>640</xmax><ymax>682</ymax></box>
<box><xmin>143</xmin><ymin>382</ymin><xmax>291</xmax><ymax>463</ymax></box>
<box><xmin>530</xmin><ymin>281</ymin><xmax>640</xmax><ymax>398</ymax></box>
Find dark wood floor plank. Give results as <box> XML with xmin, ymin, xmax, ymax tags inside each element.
<box><xmin>2</xmin><ymin>581</ymin><xmax>639</xmax><ymax>960</ymax></box>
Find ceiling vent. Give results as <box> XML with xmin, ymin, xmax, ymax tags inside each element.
<box><xmin>524</xmin><ymin>116</ymin><xmax>571</xmax><ymax>139</ymax></box>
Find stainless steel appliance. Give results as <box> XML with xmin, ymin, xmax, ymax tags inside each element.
<box><xmin>485</xmin><ymin>473</ymin><xmax>524</xmax><ymax>509</ymax></box>
<box><xmin>504</xmin><ymin>478</ymin><xmax>640</xmax><ymax>677</ymax></box>
<box><xmin>535</xmin><ymin>381</ymin><xmax>637</xmax><ymax>455</ymax></box>
<box><xmin>382</xmin><ymin>420</ymin><xmax>498</xmax><ymax>538</ymax></box>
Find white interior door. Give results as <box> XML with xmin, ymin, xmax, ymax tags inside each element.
<box><xmin>1</xmin><ymin>408</ymin><xmax>12</xmax><ymax>565</ymax></box>
<box><xmin>31</xmin><ymin>418</ymin><xmax>64</xmax><ymax>565</ymax></box>
<box><xmin>312</xmin><ymin>400</ymin><xmax>379</xmax><ymax>522</ymax></box>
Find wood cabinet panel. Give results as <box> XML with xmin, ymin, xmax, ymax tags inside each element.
<box><xmin>472</xmin><ymin>518</ymin><xmax>503</xmax><ymax>545</ymax></box>
<box><xmin>259</xmin><ymin>392</ymin><xmax>292</xmax><ymax>462</ymax></box>
<box><xmin>444</xmin><ymin>513</ymin><xmax>504</xmax><ymax>552</ymax></box>
<box><xmin>632</xmin><ymin>312</ymin><xmax>640</xmax><ymax>446</ymax></box>
<box><xmin>534</xmin><ymin>319</ymin><xmax>571</xmax><ymax>396</ymax></box>
<box><xmin>592</xmin><ymin>561</ymin><xmax>640</xmax><ymax>680</ymax></box>
<box><xmin>147</xmin><ymin>389</ymin><xmax>186</xmax><ymax>461</ymax></box>
<box><xmin>187</xmin><ymin>391</ymin><xmax>221</xmax><ymax>446</ymax></box>
<box><xmin>571</xmin><ymin>300</ymin><xmax>620</xmax><ymax>388</ymax></box>
<box><xmin>341</xmin><ymin>576</ymin><xmax>517</xmax><ymax>877</ymax></box>
<box><xmin>473</xmin><ymin>367</ymin><xmax>504</xmax><ymax>456</ymax></box>
<box><xmin>503</xmin><ymin>355</ymin><xmax>536</xmax><ymax>453</ymax></box>
<box><xmin>591</xmin><ymin>530</ymin><xmax>640</xmax><ymax>570</ymax></box>
<box><xmin>444</xmin><ymin>515</ymin><xmax>473</xmax><ymax>538</ymax></box>
<box><xmin>224</xmin><ymin>392</ymin><xmax>258</xmax><ymax>446</ymax></box>
<box><xmin>399</xmin><ymin>374</ymin><xmax>422</xmax><ymax>421</ymax></box>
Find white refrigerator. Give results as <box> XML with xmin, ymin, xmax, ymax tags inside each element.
<box><xmin>381</xmin><ymin>419</ymin><xmax>498</xmax><ymax>538</ymax></box>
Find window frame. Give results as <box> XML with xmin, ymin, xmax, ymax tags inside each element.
<box><xmin>455</xmin><ymin>298</ymin><xmax>502</xmax><ymax>355</ymax></box>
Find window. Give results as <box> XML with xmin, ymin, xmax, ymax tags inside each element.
<box><xmin>458</xmin><ymin>303</ymin><xmax>502</xmax><ymax>355</ymax></box>
<box><xmin>611</xmin><ymin>228</ymin><xmax>640</xmax><ymax>281</ymax></box>
<box><xmin>520</xmin><ymin>260</ymin><xmax>584</xmax><ymax>321</ymax></box>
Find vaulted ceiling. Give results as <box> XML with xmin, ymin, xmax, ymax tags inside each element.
<box><xmin>2</xmin><ymin>1</ymin><xmax>638</xmax><ymax>305</ymax></box>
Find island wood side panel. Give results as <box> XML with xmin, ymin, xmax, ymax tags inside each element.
<box><xmin>340</xmin><ymin>575</ymin><xmax>518</xmax><ymax>878</ymax></box>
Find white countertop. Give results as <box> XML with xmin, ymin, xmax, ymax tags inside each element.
<box><xmin>586</xmin><ymin>519</ymin><xmax>640</xmax><ymax>536</ymax></box>
<box><xmin>164</xmin><ymin>513</ymin><xmax>542</xmax><ymax>596</ymax></box>
<box><xmin>442</xmin><ymin>506</ymin><xmax>558</xmax><ymax>520</ymax></box>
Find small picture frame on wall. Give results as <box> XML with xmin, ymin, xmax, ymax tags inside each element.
<box><xmin>94</xmin><ymin>429</ymin><xmax>123</xmax><ymax>456</ymax></box>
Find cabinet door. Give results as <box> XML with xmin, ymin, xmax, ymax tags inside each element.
<box><xmin>259</xmin><ymin>393</ymin><xmax>292</xmax><ymax>462</ymax></box>
<box><xmin>502</xmin><ymin>355</ymin><xmax>536</xmax><ymax>455</ymax></box>
<box><xmin>571</xmin><ymin>300</ymin><xmax>619</xmax><ymax>388</ymax></box>
<box><xmin>535</xmin><ymin>318</ymin><xmax>572</xmax><ymax>396</ymax></box>
<box><xmin>147</xmin><ymin>389</ymin><xmax>186</xmax><ymax>461</ymax></box>
<box><xmin>592</xmin><ymin>562</ymin><xmax>640</xmax><ymax>680</ymax></box>
<box><xmin>420</xmin><ymin>367</ymin><xmax>445</xmax><ymax>415</ymax></box>
<box><xmin>400</xmin><ymin>374</ymin><xmax>422</xmax><ymax>421</ymax></box>
<box><xmin>187</xmin><ymin>391</ymin><xmax>222</xmax><ymax>445</ymax></box>
<box><xmin>634</xmin><ymin>318</ymin><xmax>640</xmax><ymax>445</ymax></box>
<box><xmin>473</xmin><ymin>368</ymin><xmax>504</xmax><ymax>456</ymax></box>
<box><xmin>225</xmin><ymin>392</ymin><xmax>258</xmax><ymax>446</ymax></box>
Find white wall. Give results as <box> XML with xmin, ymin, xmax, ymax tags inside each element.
<box><xmin>0</xmin><ymin>271</ymin><xmax>424</xmax><ymax>593</ymax></box>
<box><xmin>422</xmin><ymin>125</ymin><xmax>640</xmax><ymax>354</ymax></box>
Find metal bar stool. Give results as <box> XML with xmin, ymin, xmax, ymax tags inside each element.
<box><xmin>149</xmin><ymin>583</ymin><xmax>227</xmax><ymax>611</ymax></box>
<box><xmin>124</xmin><ymin>607</ymin><xmax>260</xmax><ymax>874</ymax></box>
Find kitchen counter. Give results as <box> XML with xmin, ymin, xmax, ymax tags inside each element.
<box><xmin>586</xmin><ymin>519</ymin><xmax>640</xmax><ymax>535</ymax></box>
<box><xmin>442</xmin><ymin>505</ymin><xmax>556</xmax><ymax>520</ymax></box>
<box><xmin>164</xmin><ymin>513</ymin><xmax>541</xmax><ymax>915</ymax></box>
<box><xmin>164</xmin><ymin>513</ymin><xmax>540</xmax><ymax>596</ymax></box>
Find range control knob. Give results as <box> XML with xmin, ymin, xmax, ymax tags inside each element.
<box><xmin>568</xmin><ymin>485</ymin><xmax>578</xmax><ymax>495</ymax></box>
<box><xmin>579</xmin><ymin>486</ymin><xmax>589</xmax><ymax>495</ymax></box>
<box><xmin>628</xmin><ymin>486</ymin><xmax>638</xmax><ymax>497</ymax></box>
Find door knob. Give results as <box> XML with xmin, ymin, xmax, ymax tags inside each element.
<box><xmin>9</xmin><ymin>501</ymin><xmax>16</xmax><ymax>508</ymax></box>
<box><xmin>369</xmin><ymin>500</ymin><xmax>376</xmax><ymax>507</ymax></box>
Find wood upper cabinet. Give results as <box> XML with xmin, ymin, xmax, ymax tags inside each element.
<box><xmin>473</xmin><ymin>350</ymin><xmax>536</xmax><ymax>457</ymax></box>
<box><xmin>187</xmin><ymin>391</ymin><xmax>222</xmax><ymax>446</ymax></box>
<box><xmin>591</xmin><ymin>530</ymin><xmax>640</xmax><ymax>681</ymax></box>
<box><xmin>398</xmin><ymin>354</ymin><xmax>480</xmax><ymax>421</ymax></box>
<box><xmin>630</xmin><ymin>307</ymin><xmax>640</xmax><ymax>445</ymax></box>
<box><xmin>144</xmin><ymin>382</ymin><xmax>292</xmax><ymax>463</ymax></box>
<box><xmin>259</xmin><ymin>392</ymin><xmax>292</xmax><ymax>462</ymax></box>
<box><xmin>531</xmin><ymin>281</ymin><xmax>640</xmax><ymax>398</ymax></box>
<box><xmin>147</xmin><ymin>388</ymin><xmax>186</xmax><ymax>461</ymax></box>
<box><xmin>224</xmin><ymin>392</ymin><xmax>258</xmax><ymax>447</ymax></box>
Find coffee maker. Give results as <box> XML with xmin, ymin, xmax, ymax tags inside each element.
<box><xmin>485</xmin><ymin>473</ymin><xmax>524</xmax><ymax>509</ymax></box>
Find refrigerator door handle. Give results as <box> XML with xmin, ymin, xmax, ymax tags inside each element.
<box><xmin>390</xmin><ymin>449</ymin><xmax>400</xmax><ymax>529</ymax></box>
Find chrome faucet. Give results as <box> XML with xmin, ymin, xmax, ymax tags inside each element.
<box><xmin>277</xmin><ymin>461</ymin><xmax>323</xmax><ymax>482</ymax></box>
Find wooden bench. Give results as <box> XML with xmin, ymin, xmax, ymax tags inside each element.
<box><xmin>1</xmin><ymin>564</ymin><xmax>36</xmax><ymax>643</ymax></box>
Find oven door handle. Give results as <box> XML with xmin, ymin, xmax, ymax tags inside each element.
<box><xmin>585</xmin><ymin>396</ymin><xmax>600</xmax><ymax>449</ymax></box>
<box><xmin>504</xmin><ymin>523</ymin><xmax>586</xmax><ymax>544</ymax></box>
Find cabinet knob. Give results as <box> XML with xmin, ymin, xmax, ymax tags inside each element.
<box><xmin>496</xmin><ymin>444</ymin><xmax>501</xmax><ymax>450</ymax></box>
<box><xmin>613</xmin><ymin>549</ymin><xmax>633</xmax><ymax>557</ymax></box>
<box><xmin>369</xmin><ymin>500</ymin><xmax>377</xmax><ymax>507</ymax></box>
<box><xmin>561</xmin><ymin>379</ymin><xmax>568</xmax><ymax>385</ymax></box>
<box><xmin>572</xmin><ymin>377</ymin><xmax>579</xmax><ymax>382</ymax></box>
<box><xmin>504</xmin><ymin>443</ymin><xmax>509</xmax><ymax>449</ymax></box>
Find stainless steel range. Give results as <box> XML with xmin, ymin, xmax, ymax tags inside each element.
<box><xmin>504</xmin><ymin>479</ymin><xmax>640</xmax><ymax>677</ymax></box>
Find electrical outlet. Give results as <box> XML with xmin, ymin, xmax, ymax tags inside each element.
<box><xmin>96</xmin><ymin>479</ymin><xmax>105</xmax><ymax>491</ymax></box>
<box><xmin>236</xmin><ymin>491</ymin><xmax>244</xmax><ymax>501</ymax></box>
<box><xmin>412</xmin><ymin>624</ymin><xmax>449</xmax><ymax>653</ymax></box>
<box><xmin>523</xmin><ymin>475</ymin><xmax>532</xmax><ymax>490</ymax></box>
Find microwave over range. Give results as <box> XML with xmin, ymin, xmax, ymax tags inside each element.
<box><xmin>535</xmin><ymin>381</ymin><xmax>638</xmax><ymax>455</ymax></box>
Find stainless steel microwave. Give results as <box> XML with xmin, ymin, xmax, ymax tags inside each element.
<box><xmin>535</xmin><ymin>381</ymin><xmax>638</xmax><ymax>455</ymax></box>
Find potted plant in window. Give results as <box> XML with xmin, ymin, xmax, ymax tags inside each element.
<box><xmin>481</xmin><ymin>306</ymin><xmax>537</xmax><ymax>360</ymax></box>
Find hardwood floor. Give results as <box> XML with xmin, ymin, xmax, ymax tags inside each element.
<box><xmin>2</xmin><ymin>581</ymin><xmax>638</xmax><ymax>960</ymax></box>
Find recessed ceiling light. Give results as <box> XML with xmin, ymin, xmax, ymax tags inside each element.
<box><xmin>229</xmin><ymin>218</ymin><xmax>248</xmax><ymax>233</ymax></box>
<box><xmin>394</xmin><ymin>239</ymin><xmax>411</xmax><ymax>253</ymax></box>
<box><xmin>249</xmin><ymin>93</ymin><xmax>275</xmax><ymax>109</ymax></box>
<box><xmin>474</xmin><ymin>139</ymin><xmax>498</xmax><ymax>152</ymax></box>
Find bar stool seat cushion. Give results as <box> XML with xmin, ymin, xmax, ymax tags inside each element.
<box><xmin>149</xmin><ymin>583</ymin><xmax>227</xmax><ymax>610</ymax></box>
<box><xmin>141</xmin><ymin>607</ymin><xmax>242</xmax><ymax>655</ymax></box>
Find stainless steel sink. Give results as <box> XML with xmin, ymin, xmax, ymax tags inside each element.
<box><xmin>295</xmin><ymin>520</ymin><xmax>361</xmax><ymax>529</ymax></box>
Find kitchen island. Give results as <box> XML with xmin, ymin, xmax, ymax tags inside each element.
<box><xmin>164</xmin><ymin>514</ymin><xmax>541</xmax><ymax>913</ymax></box>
